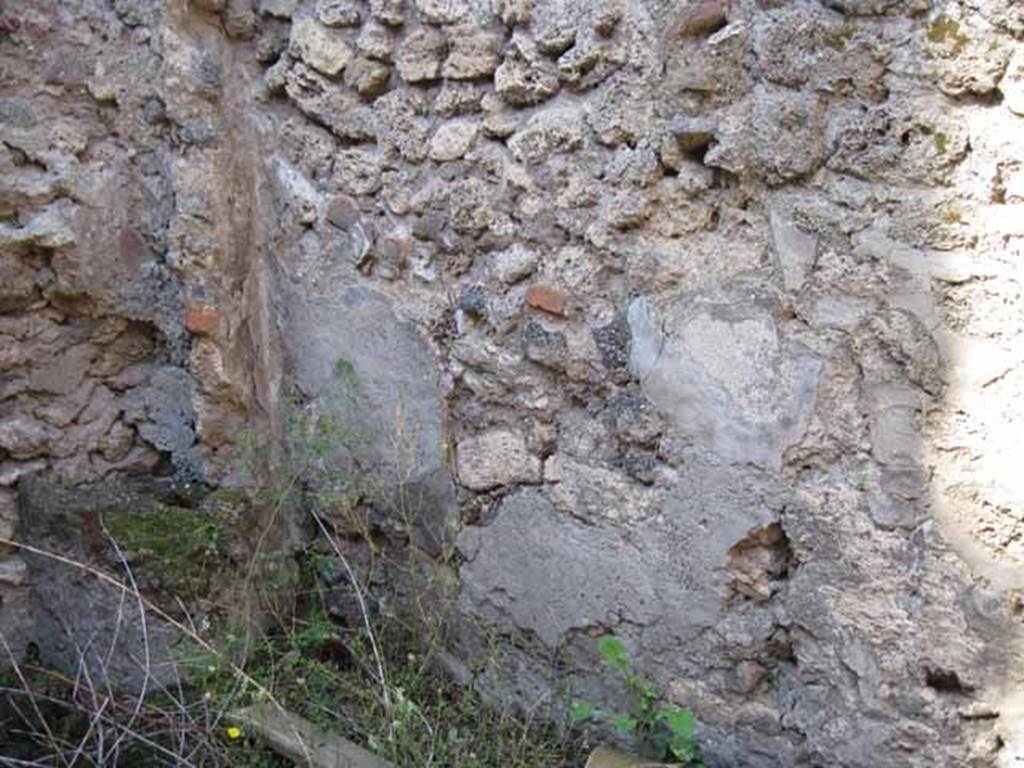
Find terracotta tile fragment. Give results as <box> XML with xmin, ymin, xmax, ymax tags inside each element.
<box><xmin>526</xmin><ymin>284</ymin><xmax>566</xmax><ymax>317</ymax></box>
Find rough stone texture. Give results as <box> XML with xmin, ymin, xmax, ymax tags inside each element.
<box><xmin>428</xmin><ymin>119</ymin><xmax>478</xmax><ymax>161</ymax></box>
<box><xmin>317</xmin><ymin>0</ymin><xmax>362</xmax><ymax>27</ymax></box>
<box><xmin>489</xmin><ymin>243</ymin><xmax>538</xmax><ymax>284</ymax></box>
<box><xmin>289</xmin><ymin>16</ymin><xmax>354</xmax><ymax>76</ymax></box>
<box><xmin>396</xmin><ymin>27</ymin><xmax>446</xmax><ymax>83</ymax></box>
<box><xmin>494</xmin><ymin>32</ymin><xmax>560</xmax><ymax>106</ymax></box>
<box><xmin>442</xmin><ymin>25</ymin><xmax>502</xmax><ymax>79</ymax></box>
<box><xmin>456</xmin><ymin>428</ymin><xmax>541</xmax><ymax>490</ymax></box>
<box><xmin>370</xmin><ymin>0</ymin><xmax>406</xmax><ymax>27</ymax></box>
<box><xmin>2</xmin><ymin>0</ymin><xmax>1024</xmax><ymax>766</ymax></box>
<box><xmin>344</xmin><ymin>56</ymin><xmax>393</xmax><ymax>98</ymax></box>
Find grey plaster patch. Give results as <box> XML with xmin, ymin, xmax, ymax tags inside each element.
<box><xmin>628</xmin><ymin>292</ymin><xmax>821</xmax><ymax>469</ymax></box>
<box><xmin>457</xmin><ymin>488</ymin><xmax>664</xmax><ymax>648</ymax></box>
<box><xmin>457</xmin><ymin>478</ymin><xmax>778</xmax><ymax>651</ymax></box>
<box><xmin>284</xmin><ymin>285</ymin><xmax>453</xmax><ymax>553</ymax></box>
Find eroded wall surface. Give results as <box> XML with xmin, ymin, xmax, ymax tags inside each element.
<box><xmin>1</xmin><ymin>0</ymin><xmax>1023</xmax><ymax>765</ymax></box>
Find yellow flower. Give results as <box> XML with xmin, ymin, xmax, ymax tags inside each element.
<box><xmin>226</xmin><ymin>726</ymin><xmax>243</xmax><ymax>740</ymax></box>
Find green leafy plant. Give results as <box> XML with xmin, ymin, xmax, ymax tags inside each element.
<box><xmin>571</xmin><ymin>636</ymin><xmax>705</xmax><ymax>766</ymax></box>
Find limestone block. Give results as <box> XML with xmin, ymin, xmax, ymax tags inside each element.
<box><xmin>0</xmin><ymin>204</ymin><xmax>76</xmax><ymax>249</ymax></box>
<box><xmin>494</xmin><ymin>33</ymin><xmax>560</xmax><ymax>106</ymax></box>
<box><xmin>345</xmin><ymin>57</ymin><xmax>392</xmax><ymax>98</ymax></box>
<box><xmin>414</xmin><ymin>0</ymin><xmax>469</xmax><ymax>25</ymax></box>
<box><xmin>489</xmin><ymin>243</ymin><xmax>538</xmax><ymax>284</ymax></box>
<box><xmin>442</xmin><ymin>25</ymin><xmax>501</xmax><ymax>79</ymax></box>
<box><xmin>258</xmin><ymin>0</ymin><xmax>299</xmax><ymax>17</ymax></box>
<box><xmin>289</xmin><ymin>18</ymin><xmax>353</xmax><ymax>77</ymax></box>
<box><xmin>705</xmin><ymin>86</ymin><xmax>827</xmax><ymax>185</ymax></box>
<box><xmin>396</xmin><ymin>28</ymin><xmax>446</xmax><ymax>82</ymax></box>
<box><xmin>370</xmin><ymin>0</ymin><xmax>406</xmax><ymax>26</ymax></box>
<box><xmin>827</xmin><ymin>99</ymin><xmax>969</xmax><ymax>186</ymax></box>
<box><xmin>0</xmin><ymin>416</ymin><xmax>55</xmax><ymax>460</ymax></box>
<box><xmin>557</xmin><ymin>34</ymin><xmax>624</xmax><ymax>92</ymax></box>
<box><xmin>507</xmin><ymin>107</ymin><xmax>584</xmax><ymax>165</ymax></box>
<box><xmin>357</xmin><ymin>22</ymin><xmax>396</xmax><ymax>61</ymax></box>
<box><xmin>753</xmin><ymin>4</ymin><xmax>888</xmax><ymax>101</ymax></box>
<box><xmin>456</xmin><ymin>429</ymin><xmax>541</xmax><ymax>490</ymax></box>
<box><xmin>285</xmin><ymin>64</ymin><xmax>376</xmax><ymax>140</ymax></box>
<box><xmin>433</xmin><ymin>81</ymin><xmax>487</xmax><ymax>116</ymax></box>
<box><xmin>662</xmin><ymin>20</ymin><xmax>751</xmax><ymax>99</ymax></box>
<box><xmin>372</xmin><ymin>90</ymin><xmax>433</xmax><ymax>162</ymax></box>
<box><xmin>481</xmin><ymin>91</ymin><xmax>519</xmax><ymax>137</ymax></box>
<box><xmin>428</xmin><ymin>120</ymin><xmax>478</xmax><ymax>161</ymax></box>
<box><xmin>925</xmin><ymin>13</ymin><xmax>1010</xmax><ymax>97</ymax></box>
<box><xmin>316</xmin><ymin>0</ymin><xmax>362</xmax><ymax>27</ymax></box>
<box><xmin>333</xmin><ymin>149</ymin><xmax>384</xmax><ymax>196</ymax></box>
<box><xmin>543</xmin><ymin>453</ymin><xmax>660</xmax><ymax>524</ymax></box>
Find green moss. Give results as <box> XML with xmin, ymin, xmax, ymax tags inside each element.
<box><xmin>9</xmin><ymin>146</ymin><xmax>29</xmax><ymax>166</ymax></box>
<box><xmin>106</xmin><ymin>505</ymin><xmax>226</xmax><ymax>599</ymax></box>
<box><xmin>201</xmin><ymin>487</ymin><xmax>250</xmax><ymax>516</ymax></box>
<box><xmin>107</xmin><ymin>505</ymin><xmax>222</xmax><ymax>562</ymax></box>
<box><xmin>823</xmin><ymin>26</ymin><xmax>854</xmax><ymax>52</ymax></box>
<box><xmin>933</xmin><ymin>131</ymin><xmax>949</xmax><ymax>154</ymax></box>
<box><xmin>928</xmin><ymin>15</ymin><xmax>969</xmax><ymax>55</ymax></box>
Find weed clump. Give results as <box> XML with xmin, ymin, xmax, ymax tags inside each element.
<box><xmin>0</xmin><ymin>359</ymin><xmax>591</xmax><ymax>767</ymax></box>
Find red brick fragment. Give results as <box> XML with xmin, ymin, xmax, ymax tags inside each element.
<box><xmin>526</xmin><ymin>284</ymin><xmax>566</xmax><ymax>317</ymax></box>
<box><xmin>185</xmin><ymin>305</ymin><xmax>222</xmax><ymax>336</ymax></box>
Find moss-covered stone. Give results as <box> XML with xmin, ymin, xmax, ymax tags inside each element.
<box><xmin>822</xmin><ymin>26</ymin><xmax>854</xmax><ymax>52</ymax></box>
<box><xmin>927</xmin><ymin>16</ymin><xmax>969</xmax><ymax>56</ymax></box>
<box><xmin>105</xmin><ymin>504</ymin><xmax>226</xmax><ymax>601</ymax></box>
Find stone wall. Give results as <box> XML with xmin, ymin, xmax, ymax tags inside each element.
<box><xmin>1</xmin><ymin>0</ymin><xmax>1023</xmax><ymax>765</ymax></box>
